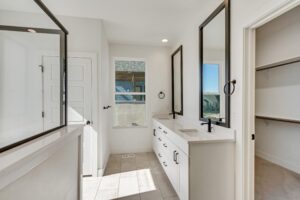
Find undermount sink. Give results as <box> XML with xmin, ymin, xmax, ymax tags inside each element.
<box><xmin>179</xmin><ymin>129</ymin><xmax>198</xmax><ymax>133</ymax></box>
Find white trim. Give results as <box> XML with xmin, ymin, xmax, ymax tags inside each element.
<box><xmin>97</xmin><ymin>168</ymin><xmax>104</xmax><ymax>177</ymax></box>
<box><xmin>243</xmin><ymin>1</ymin><xmax>300</xmax><ymax>200</ymax></box>
<box><xmin>111</xmin><ymin>57</ymin><xmax>148</xmax><ymax>128</ymax></box>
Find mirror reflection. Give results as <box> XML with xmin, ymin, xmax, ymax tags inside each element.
<box><xmin>172</xmin><ymin>46</ymin><xmax>183</xmax><ymax>116</ymax></box>
<box><xmin>203</xmin><ymin>9</ymin><xmax>225</xmax><ymax>121</ymax></box>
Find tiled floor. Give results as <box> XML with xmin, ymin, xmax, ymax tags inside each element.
<box><xmin>255</xmin><ymin>156</ymin><xmax>300</xmax><ymax>200</ymax></box>
<box><xmin>83</xmin><ymin>152</ymin><xmax>179</xmax><ymax>200</ymax></box>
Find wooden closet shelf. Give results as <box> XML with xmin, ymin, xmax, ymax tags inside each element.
<box><xmin>256</xmin><ymin>56</ymin><xmax>300</xmax><ymax>71</ymax></box>
<box><xmin>255</xmin><ymin>115</ymin><xmax>300</xmax><ymax>124</ymax></box>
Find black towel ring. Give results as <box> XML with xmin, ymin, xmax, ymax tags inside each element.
<box><xmin>158</xmin><ymin>91</ymin><xmax>166</xmax><ymax>99</ymax></box>
<box><xmin>223</xmin><ymin>80</ymin><xmax>236</xmax><ymax>96</ymax></box>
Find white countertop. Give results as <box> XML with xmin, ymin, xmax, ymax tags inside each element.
<box><xmin>0</xmin><ymin>125</ymin><xmax>83</xmax><ymax>190</ymax></box>
<box><xmin>153</xmin><ymin>117</ymin><xmax>235</xmax><ymax>144</ymax></box>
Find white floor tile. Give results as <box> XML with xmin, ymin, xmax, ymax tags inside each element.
<box><xmin>99</xmin><ymin>174</ymin><xmax>120</xmax><ymax>190</ymax></box>
<box><xmin>118</xmin><ymin>174</ymin><xmax>139</xmax><ymax>198</ymax></box>
<box><xmin>95</xmin><ymin>189</ymin><xmax>118</xmax><ymax>200</ymax></box>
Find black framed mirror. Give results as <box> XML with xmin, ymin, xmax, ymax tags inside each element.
<box><xmin>171</xmin><ymin>45</ymin><xmax>183</xmax><ymax>118</ymax></box>
<box><xmin>0</xmin><ymin>0</ymin><xmax>68</xmax><ymax>153</ymax></box>
<box><xmin>199</xmin><ymin>0</ymin><xmax>231</xmax><ymax>127</ymax></box>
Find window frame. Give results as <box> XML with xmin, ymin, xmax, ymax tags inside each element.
<box><xmin>112</xmin><ymin>57</ymin><xmax>148</xmax><ymax>128</ymax></box>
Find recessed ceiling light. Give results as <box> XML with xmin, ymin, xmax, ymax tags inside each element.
<box><xmin>162</xmin><ymin>39</ymin><xmax>168</xmax><ymax>43</ymax></box>
<box><xmin>27</xmin><ymin>29</ymin><xmax>37</xmax><ymax>33</ymax></box>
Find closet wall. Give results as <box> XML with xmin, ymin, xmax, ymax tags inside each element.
<box><xmin>255</xmin><ymin>5</ymin><xmax>300</xmax><ymax>174</ymax></box>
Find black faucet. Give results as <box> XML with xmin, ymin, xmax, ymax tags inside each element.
<box><xmin>201</xmin><ymin>118</ymin><xmax>212</xmax><ymax>133</ymax></box>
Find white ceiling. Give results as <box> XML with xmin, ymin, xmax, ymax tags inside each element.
<box><xmin>0</xmin><ymin>0</ymin><xmax>223</xmax><ymax>46</ymax></box>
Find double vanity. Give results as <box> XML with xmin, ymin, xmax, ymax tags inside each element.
<box><xmin>156</xmin><ymin>0</ymin><xmax>235</xmax><ymax>199</ymax></box>
<box><xmin>152</xmin><ymin>117</ymin><xmax>235</xmax><ymax>200</ymax></box>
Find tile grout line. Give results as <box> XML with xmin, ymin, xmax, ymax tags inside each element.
<box><xmin>93</xmin><ymin>177</ymin><xmax>103</xmax><ymax>200</ymax></box>
<box><xmin>117</xmin><ymin>155</ymin><xmax>123</xmax><ymax>199</ymax></box>
<box><xmin>134</xmin><ymin>154</ymin><xmax>142</xmax><ymax>200</ymax></box>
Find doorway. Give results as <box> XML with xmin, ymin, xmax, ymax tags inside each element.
<box><xmin>42</xmin><ymin>53</ymin><xmax>98</xmax><ymax>177</ymax></box>
<box><xmin>244</xmin><ymin>1</ymin><xmax>300</xmax><ymax>200</ymax></box>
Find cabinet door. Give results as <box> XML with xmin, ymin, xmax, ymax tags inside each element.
<box><xmin>177</xmin><ymin>149</ymin><xmax>189</xmax><ymax>200</ymax></box>
<box><xmin>152</xmin><ymin>129</ymin><xmax>158</xmax><ymax>154</ymax></box>
<box><xmin>163</xmin><ymin>140</ymin><xmax>180</xmax><ymax>194</ymax></box>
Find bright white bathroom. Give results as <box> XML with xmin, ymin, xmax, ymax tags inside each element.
<box><xmin>0</xmin><ymin>0</ymin><xmax>300</xmax><ymax>200</ymax></box>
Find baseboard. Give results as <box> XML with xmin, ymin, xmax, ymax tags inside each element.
<box><xmin>97</xmin><ymin>152</ymin><xmax>110</xmax><ymax>177</ymax></box>
<box><xmin>97</xmin><ymin>169</ymin><xmax>104</xmax><ymax>177</ymax></box>
<box><xmin>256</xmin><ymin>149</ymin><xmax>300</xmax><ymax>174</ymax></box>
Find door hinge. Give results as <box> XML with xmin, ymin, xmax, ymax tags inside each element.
<box><xmin>39</xmin><ymin>65</ymin><xmax>44</xmax><ymax>73</ymax></box>
<box><xmin>42</xmin><ymin>111</ymin><xmax>45</xmax><ymax>118</ymax></box>
<box><xmin>252</xmin><ymin>134</ymin><xmax>255</xmax><ymax>140</ymax></box>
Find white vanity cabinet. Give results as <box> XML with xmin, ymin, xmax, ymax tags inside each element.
<box><xmin>152</xmin><ymin>118</ymin><xmax>235</xmax><ymax>200</ymax></box>
<box><xmin>153</xmin><ymin>124</ymin><xmax>188</xmax><ymax>199</ymax></box>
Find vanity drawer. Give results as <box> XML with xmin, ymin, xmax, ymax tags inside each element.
<box><xmin>159</xmin><ymin>125</ymin><xmax>189</xmax><ymax>155</ymax></box>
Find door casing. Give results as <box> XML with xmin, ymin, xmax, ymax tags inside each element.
<box><xmin>243</xmin><ymin>1</ymin><xmax>300</xmax><ymax>200</ymax></box>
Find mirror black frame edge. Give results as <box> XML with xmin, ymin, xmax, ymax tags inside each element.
<box><xmin>171</xmin><ymin>45</ymin><xmax>183</xmax><ymax>119</ymax></box>
<box><xmin>0</xmin><ymin>0</ymin><xmax>69</xmax><ymax>153</ymax></box>
<box><xmin>199</xmin><ymin>0</ymin><xmax>231</xmax><ymax>128</ymax></box>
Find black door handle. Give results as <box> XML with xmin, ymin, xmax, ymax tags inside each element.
<box><xmin>86</xmin><ymin>120</ymin><xmax>91</xmax><ymax>125</ymax></box>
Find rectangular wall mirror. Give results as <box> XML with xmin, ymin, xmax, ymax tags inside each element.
<box><xmin>0</xmin><ymin>0</ymin><xmax>68</xmax><ymax>152</ymax></box>
<box><xmin>171</xmin><ymin>45</ymin><xmax>183</xmax><ymax>118</ymax></box>
<box><xmin>199</xmin><ymin>0</ymin><xmax>231</xmax><ymax>127</ymax></box>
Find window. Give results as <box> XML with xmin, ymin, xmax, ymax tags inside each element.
<box><xmin>203</xmin><ymin>63</ymin><xmax>220</xmax><ymax>119</ymax></box>
<box><xmin>113</xmin><ymin>59</ymin><xmax>146</xmax><ymax>127</ymax></box>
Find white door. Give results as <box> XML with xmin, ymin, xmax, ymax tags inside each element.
<box><xmin>43</xmin><ymin>56</ymin><xmax>94</xmax><ymax>176</ymax></box>
<box><xmin>43</xmin><ymin>56</ymin><xmax>61</xmax><ymax>130</ymax></box>
<box><xmin>68</xmin><ymin>57</ymin><xmax>93</xmax><ymax>176</ymax></box>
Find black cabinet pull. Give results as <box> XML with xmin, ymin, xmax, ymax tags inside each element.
<box><xmin>158</xmin><ymin>153</ymin><xmax>162</xmax><ymax>157</ymax></box>
<box><xmin>173</xmin><ymin>151</ymin><xmax>177</xmax><ymax>162</ymax></box>
<box><xmin>153</xmin><ymin>129</ymin><xmax>156</xmax><ymax>136</ymax></box>
<box><xmin>163</xmin><ymin>162</ymin><xmax>167</xmax><ymax>167</ymax></box>
<box><xmin>158</xmin><ymin>127</ymin><xmax>162</xmax><ymax>129</ymax></box>
<box><xmin>175</xmin><ymin>152</ymin><xmax>179</xmax><ymax>164</ymax></box>
<box><xmin>163</xmin><ymin>143</ymin><xmax>167</xmax><ymax>148</ymax></box>
<box><xmin>163</xmin><ymin>130</ymin><xmax>167</xmax><ymax>134</ymax></box>
<box><xmin>158</xmin><ymin>138</ymin><xmax>162</xmax><ymax>142</ymax></box>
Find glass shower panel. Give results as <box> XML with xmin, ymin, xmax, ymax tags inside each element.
<box><xmin>0</xmin><ymin>30</ymin><xmax>61</xmax><ymax>149</ymax></box>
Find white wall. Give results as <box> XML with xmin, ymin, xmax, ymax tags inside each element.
<box><xmin>256</xmin><ymin>5</ymin><xmax>300</xmax><ymax>67</ymax></box>
<box><xmin>0</xmin><ymin>137</ymin><xmax>80</xmax><ymax>200</ymax></box>
<box><xmin>170</xmin><ymin>0</ymin><xmax>297</xmax><ymax>199</ymax></box>
<box><xmin>255</xmin><ymin>5</ymin><xmax>300</xmax><ymax>174</ymax></box>
<box><xmin>109</xmin><ymin>44</ymin><xmax>171</xmax><ymax>153</ymax></box>
<box><xmin>255</xmin><ymin>119</ymin><xmax>300</xmax><ymax>174</ymax></box>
